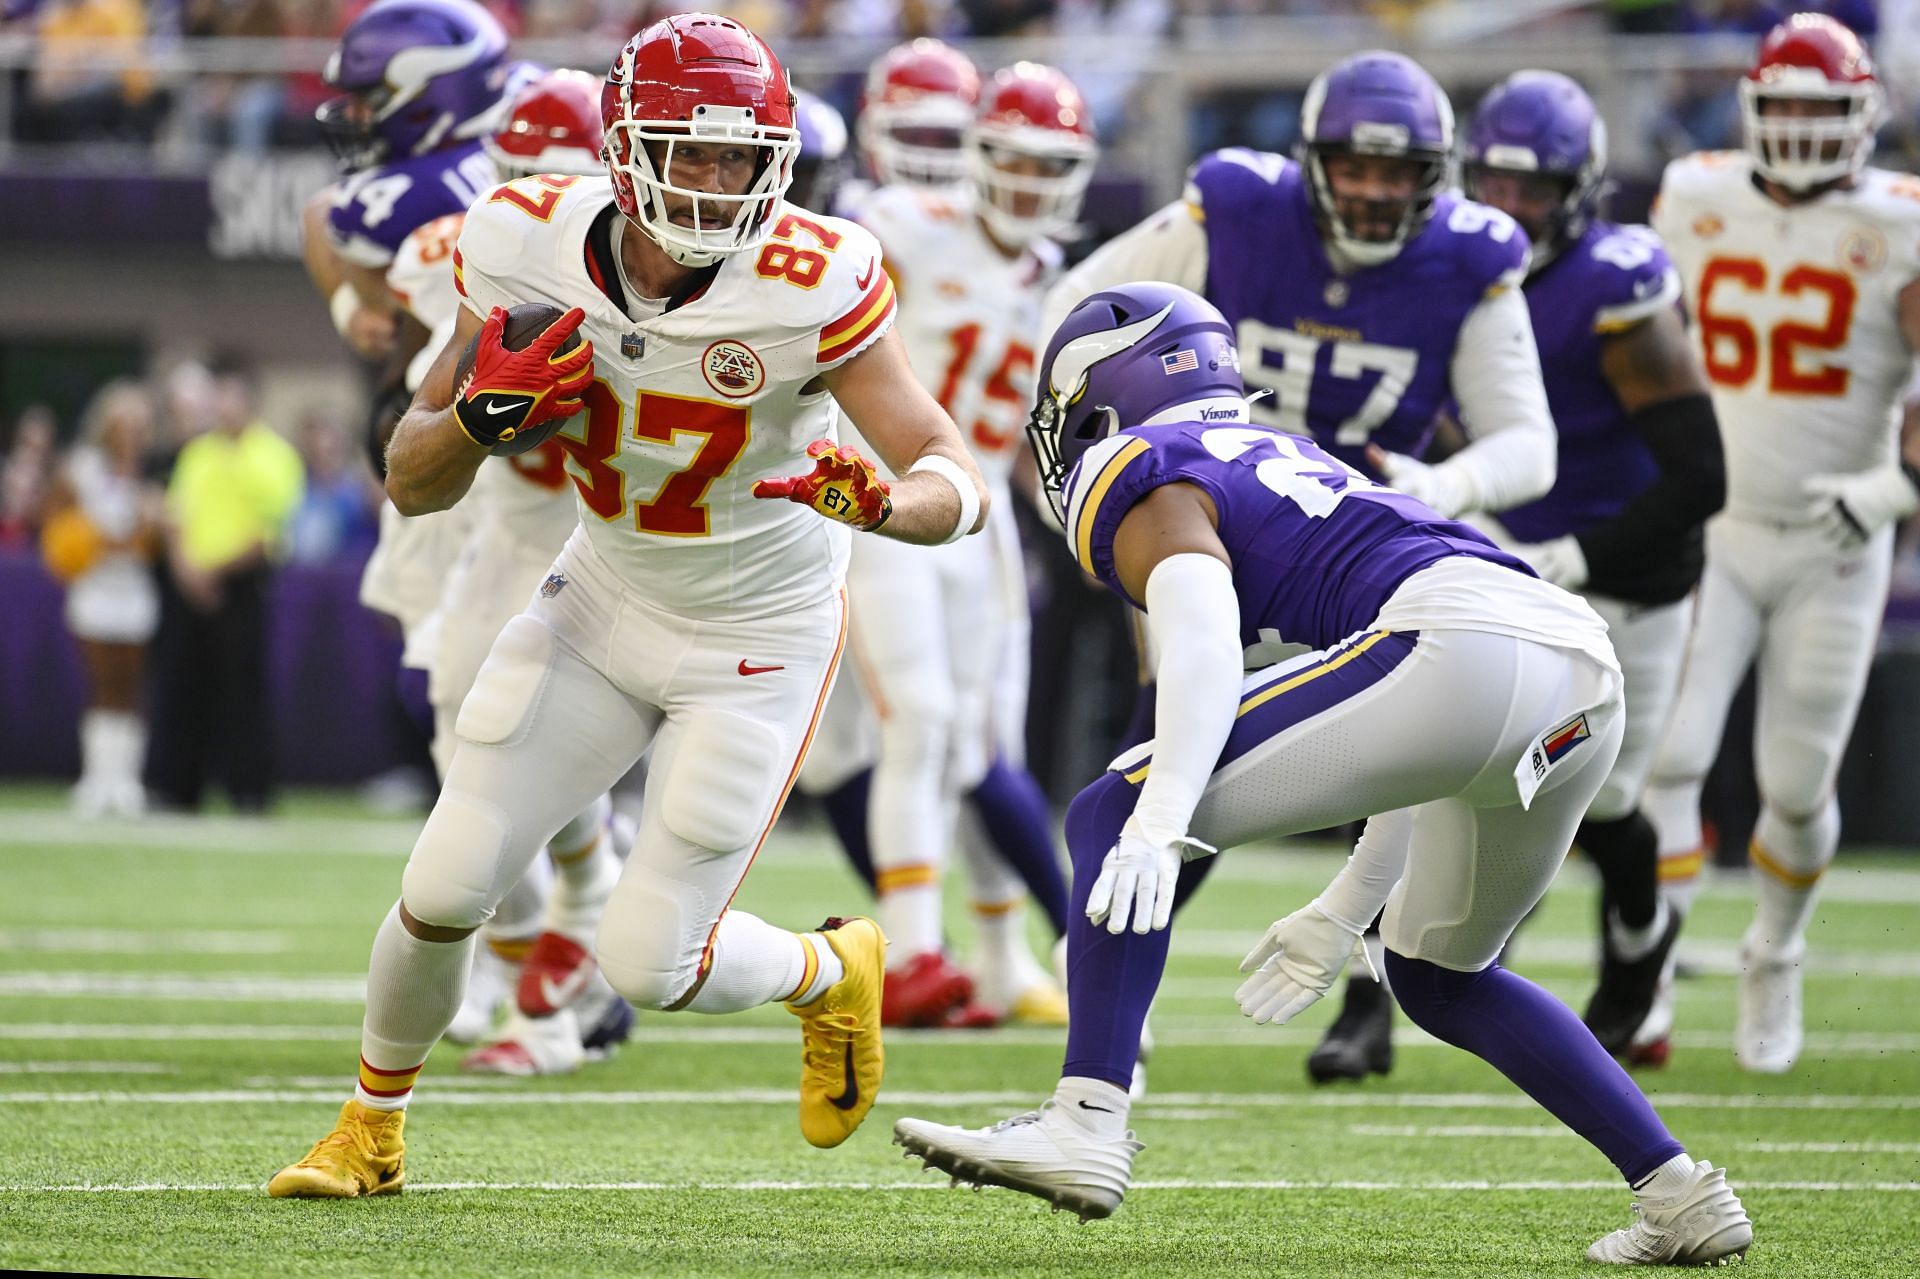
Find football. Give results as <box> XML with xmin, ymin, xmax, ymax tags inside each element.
<box><xmin>453</xmin><ymin>301</ymin><xmax>584</xmax><ymax>456</ymax></box>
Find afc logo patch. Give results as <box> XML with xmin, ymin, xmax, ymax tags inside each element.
<box><xmin>702</xmin><ymin>339</ymin><xmax>764</xmax><ymax>399</ymax></box>
<box><xmin>540</xmin><ymin>572</ymin><xmax>569</xmax><ymax>599</ymax></box>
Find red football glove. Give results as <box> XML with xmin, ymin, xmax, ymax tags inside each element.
<box><xmin>753</xmin><ymin>439</ymin><xmax>893</xmax><ymax>530</ymax></box>
<box><xmin>453</xmin><ymin>306</ymin><xmax>594</xmax><ymax>449</ymax></box>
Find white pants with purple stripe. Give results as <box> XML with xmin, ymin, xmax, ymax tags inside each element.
<box><xmin>1112</xmin><ymin>625</ymin><xmax>1624</xmax><ymax>972</ymax></box>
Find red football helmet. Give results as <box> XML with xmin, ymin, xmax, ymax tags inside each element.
<box><xmin>859</xmin><ymin>39</ymin><xmax>980</xmax><ymax>188</ymax></box>
<box><xmin>487</xmin><ymin>68</ymin><xmax>607</xmax><ymax>180</ymax></box>
<box><xmin>601</xmin><ymin>13</ymin><xmax>798</xmax><ymax>267</ymax></box>
<box><xmin>1739</xmin><ymin>12</ymin><xmax>1881</xmax><ymax>191</ymax></box>
<box><xmin>967</xmin><ymin>63</ymin><xmax>1098</xmax><ymax>248</ymax></box>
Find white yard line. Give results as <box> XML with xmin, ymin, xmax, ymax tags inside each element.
<box><xmin>2</xmin><ymin>1018</ymin><xmax>1915</xmax><ymax>1056</ymax></box>
<box><xmin>0</xmin><ymin>929</ymin><xmax>294</xmax><ymax>955</ymax></box>
<box><xmin>0</xmin><ymin>812</ymin><xmax>418</xmax><ymax>856</ymax></box>
<box><xmin>3</xmin><ymin>1176</ymin><xmax>1915</xmax><ymax>1193</ymax></box>
<box><xmin>1164</xmin><ymin>934</ymin><xmax>1920</xmax><ymax>978</ymax></box>
<box><xmin>1347</xmin><ymin>1125</ymin><xmax>1920</xmax><ymax>1153</ymax></box>
<box><xmin>0</xmin><ymin>1062</ymin><xmax>171</xmax><ymax>1075</ymax></box>
<box><xmin>0</xmin><ymin>973</ymin><xmax>367</xmax><ymax>1002</ymax></box>
<box><xmin>0</xmin><ymin>1023</ymin><xmax>358</xmax><ymax>1041</ymax></box>
<box><xmin>3</xmin><ymin>1087</ymin><xmax>1917</xmax><ymax>1111</ymax></box>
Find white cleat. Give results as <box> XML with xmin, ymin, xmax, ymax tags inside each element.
<box><xmin>1587</xmin><ymin>1161</ymin><xmax>1752</xmax><ymax>1266</ymax></box>
<box><xmin>894</xmin><ymin>1102</ymin><xmax>1143</xmax><ymax>1221</ymax></box>
<box><xmin>459</xmin><ymin>1007</ymin><xmax>584</xmax><ymax>1076</ymax></box>
<box><xmin>447</xmin><ymin>946</ymin><xmax>513</xmax><ymax>1045</ymax></box>
<box><xmin>1735</xmin><ymin>930</ymin><xmax>1803</xmax><ymax>1074</ymax></box>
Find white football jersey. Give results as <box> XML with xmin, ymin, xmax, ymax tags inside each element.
<box><xmin>390</xmin><ymin>211</ymin><xmax>580</xmax><ymax>555</ymax></box>
<box><xmin>1654</xmin><ymin>151</ymin><xmax>1920</xmax><ymax>523</ymax></box>
<box><xmin>853</xmin><ymin>184</ymin><xmax>1060</xmax><ymax>489</ymax></box>
<box><xmin>454</xmin><ymin>175</ymin><xmax>896</xmax><ymax>621</ymax></box>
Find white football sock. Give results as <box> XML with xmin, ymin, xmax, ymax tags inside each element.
<box><xmin>683</xmin><ymin>911</ymin><xmax>830</xmax><ymax>1014</ymax></box>
<box><xmin>1633</xmin><ymin>1152</ymin><xmax>1697</xmax><ymax>1199</ymax></box>
<box><xmin>1750</xmin><ymin>802</ymin><xmax>1837</xmax><ymax>952</ymax></box>
<box><xmin>544</xmin><ymin>823</ymin><xmax>619</xmax><ymax>947</ymax></box>
<box><xmin>1609</xmin><ymin>899</ymin><xmax>1671</xmax><ymax>963</ymax></box>
<box><xmin>358</xmin><ymin>902</ymin><xmax>473</xmax><ymax>1110</ymax></box>
<box><xmin>1054</xmin><ymin>1076</ymin><xmax>1131</xmax><ymax>1141</ymax></box>
<box><xmin>875</xmin><ymin>876</ymin><xmax>943</xmax><ymax>968</ymax></box>
<box><xmin>787</xmin><ymin>930</ymin><xmax>847</xmax><ymax>1006</ymax></box>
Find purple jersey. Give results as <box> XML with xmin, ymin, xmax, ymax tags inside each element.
<box><xmin>1188</xmin><ymin>150</ymin><xmax>1529</xmax><ymax>475</ymax></box>
<box><xmin>1496</xmin><ymin>220</ymin><xmax>1682</xmax><ymax>543</ymax></box>
<box><xmin>326</xmin><ymin>141</ymin><xmax>498</xmax><ymax>269</ymax></box>
<box><xmin>1062</xmin><ymin>421</ymin><xmax>1529</xmax><ymax>652</ymax></box>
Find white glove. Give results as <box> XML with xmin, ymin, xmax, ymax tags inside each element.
<box><xmin>1805</xmin><ymin>465</ymin><xmax>1919</xmax><ymax>550</ymax></box>
<box><xmin>1367</xmin><ymin>446</ymin><xmax>1473</xmax><ymax>518</ymax></box>
<box><xmin>1234</xmin><ymin>900</ymin><xmax>1379</xmax><ymax>1025</ymax></box>
<box><xmin>1514</xmin><ymin>535</ymin><xmax>1588</xmax><ymax>590</ymax></box>
<box><xmin>1085</xmin><ymin>819</ymin><xmax>1218</xmax><ymax>935</ymax></box>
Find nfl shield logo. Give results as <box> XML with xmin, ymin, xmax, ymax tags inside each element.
<box><xmin>540</xmin><ymin>572</ymin><xmax>568</xmax><ymax>599</ymax></box>
<box><xmin>621</xmin><ymin>333</ymin><xmax>644</xmax><ymax>359</ymax></box>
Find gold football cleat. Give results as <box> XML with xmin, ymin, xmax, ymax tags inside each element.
<box><xmin>787</xmin><ymin>916</ymin><xmax>886</xmax><ymax>1149</ymax></box>
<box><xmin>268</xmin><ymin>1100</ymin><xmax>407</xmax><ymax>1198</ymax></box>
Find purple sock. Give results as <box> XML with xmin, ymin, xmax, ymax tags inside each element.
<box><xmin>1384</xmin><ymin>950</ymin><xmax>1685</xmax><ymax>1183</ymax></box>
<box><xmin>819</xmin><ymin>769</ymin><xmax>876</xmax><ymax>893</ymax></box>
<box><xmin>967</xmin><ymin>756</ymin><xmax>1069</xmax><ymax>937</ymax></box>
<box><xmin>1060</xmin><ymin>771</ymin><xmax>1165</xmax><ymax>1090</ymax></box>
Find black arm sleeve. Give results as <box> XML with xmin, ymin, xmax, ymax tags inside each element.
<box><xmin>1575</xmin><ymin>393</ymin><xmax>1726</xmax><ymax>604</ymax></box>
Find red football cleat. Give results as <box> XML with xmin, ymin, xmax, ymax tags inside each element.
<box><xmin>881</xmin><ymin>951</ymin><xmax>975</xmax><ymax>1027</ymax></box>
<box><xmin>516</xmin><ymin>931</ymin><xmax>597</xmax><ymax>1017</ymax></box>
<box><xmin>933</xmin><ymin>1001</ymin><xmax>1001</xmax><ymax>1029</ymax></box>
<box><xmin>1626</xmin><ymin>1036</ymin><xmax>1671</xmax><ymax>1069</ymax></box>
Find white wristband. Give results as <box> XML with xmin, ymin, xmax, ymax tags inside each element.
<box><xmin>329</xmin><ymin>283</ymin><xmax>361</xmax><ymax>339</ymax></box>
<box><xmin>907</xmin><ymin>453</ymin><xmax>979</xmax><ymax>546</ymax></box>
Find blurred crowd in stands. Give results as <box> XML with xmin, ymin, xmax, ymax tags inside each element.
<box><xmin>0</xmin><ymin>363</ymin><xmax>380</xmax><ymax>813</ymax></box>
<box><xmin>0</xmin><ymin>1</ymin><xmax>1903</xmax><ymax>166</ymax></box>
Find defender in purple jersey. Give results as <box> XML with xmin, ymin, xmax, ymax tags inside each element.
<box><xmin>1464</xmin><ymin>70</ymin><xmax>1725</xmax><ymax>1061</ymax></box>
<box><xmin>1039</xmin><ymin>50</ymin><xmax>1561</xmax><ymax>1086</ymax></box>
<box><xmin>302</xmin><ymin>0</ymin><xmax>521</xmax><ymax>365</ymax></box>
<box><xmin>895</xmin><ymin>285</ymin><xmax>1751</xmax><ymax>1266</ymax></box>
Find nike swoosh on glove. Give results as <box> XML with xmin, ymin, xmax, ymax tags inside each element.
<box><xmin>1235</xmin><ymin>900</ymin><xmax>1377</xmax><ymax>1026</ymax></box>
<box><xmin>1805</xmin><ymin>465</ymin><xmax>1920</xmax><ymax>550</ymax></box>
<box><xmin>453</xmin><ymin>306</ymin><xmax>594</xmax><ymax>449</ymax></box>
<box><xmin>1085</xmin><ymin>820</ymin><xmax>1217</xmax><ymax>936</ymax></box>
<box><xmin>1366</xmin><ymin>445</ymin><xmax>1473</xmax><ymax>519</ymax></box>
<box><xmin>1514</xmin><ymin>535</ymin><xmax>1587</xmax><ymax>590</ymax></box>
<box><xmin>753</xmin><ymin>439</ymin><xmax>893</xmax><ymax>530</ymax></box>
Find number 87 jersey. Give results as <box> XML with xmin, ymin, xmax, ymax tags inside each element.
<box><xmin>453</xmin><ymin>174</ymin><xmax>897</xmax><ymax>621</ymax></box>
<box><xmin>1652</xmin><ymin>149</ymin><xmax>1920</xmax><ymax>524</ymax></box>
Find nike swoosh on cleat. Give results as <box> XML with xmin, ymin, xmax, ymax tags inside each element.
<box><xmin>538</xmin><ymin>967</ymin><xmax>590</xmax><ymax>1011</ymax></box>
<box><xmin>1076</xmin><ymin>1101</ymin><xmax>1114</xmax><ymax>1114</ymax></box>
<box><xmin>738</xmin><ymin>660</ymin><xmax>785</xmax><ymax>676</ymax></box>
<box><xmin>828</xmin><ymin>1043</ymin><xmax>860</xmax><ymax>1111</ymax></box>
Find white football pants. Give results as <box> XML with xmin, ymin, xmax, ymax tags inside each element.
<box><xmin>1115</xmin><ymin>627</ymin><xmax>1624</xmax><ymax>972</ymax></box>
<box><xmin>400</xmin><ymin>533</ymin><xmax>844</xmax><ymax>1012</ymax></box>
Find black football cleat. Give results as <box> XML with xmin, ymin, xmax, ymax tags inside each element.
<box><xmin>1584</xmin><ymin>906</ymin><xmax>1681</xmax><ymax>1058</ymax></box>
<box><xmin>1307</xmin><ymin>974</ymin><xmax>1394</xmax><ymax>1084</ymax></box>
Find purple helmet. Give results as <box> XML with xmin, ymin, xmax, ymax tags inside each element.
<box><xmin>1463</xmin><ymin>70</ymin><xmax>1607</xmax><ymax>268</ymax></box>
<box><xmin>317</xmin><ymin>0</ymin><xmax>510</xmax><ymax>171</ymax></box>
<box><xmin>1298</xmin><ymin>51</ymin><xmax>1454</xmax><ymax>267</ymax></box>
<box><xmin>1029</xmin><ymin>282</ymin><xmax>1243</xmax><ymax>518</ymax></box>
<box><xmin>789</xmin><ymin>90</ymin><xmax>850</xmax><ymax>212</ymax></box>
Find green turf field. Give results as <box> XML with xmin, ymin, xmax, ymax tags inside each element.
<box><xmin>1</xmin><ymin>784</ymin><xmax>1916</xmax><ymax>1276</ymax></box>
